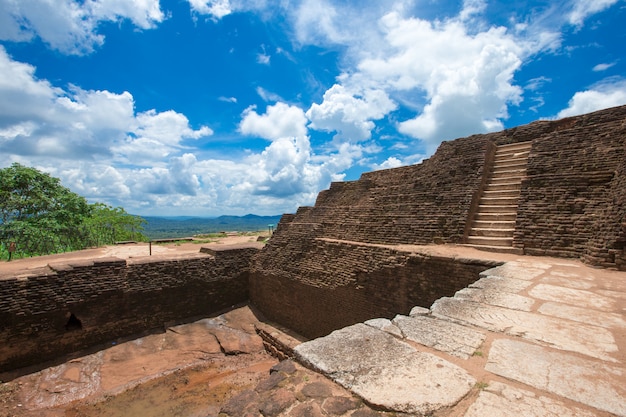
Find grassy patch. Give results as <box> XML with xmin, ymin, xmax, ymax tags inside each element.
<box><xmin>475</xmin><ymin>381</ymin><xmax>489</xmax><ymax>390</ymax></box>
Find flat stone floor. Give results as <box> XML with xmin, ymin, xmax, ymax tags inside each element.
<box><xmin>1</xmin><ymin>243</ymin><xmax>625</xmax><ymax>416</ymax></box>
<box><xmin>296</xmin><ymin>244</ymin><xmax>626</xmax><ymax>416</ymax></box>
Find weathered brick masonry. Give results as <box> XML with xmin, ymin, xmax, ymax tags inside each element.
<box><xmin>250</xmin><ymin>105</ymin><xmax>626</xmax><ymax>336</ymax></box>
<box><xmin>251</xmin><ymin>238</ymin><xmax>498</xmax><ymax>338</ymax></box>
<box><xmin>0</xmin><ymin>246</ymin><xmax>257</xmax><ymax>373</ymax></box>
<box><xmin>1</xmin><ymin>106</ymin><xmax>624</xmax><ymax>372</ymax></box>
<box><xmin>513</xmin><ymin>109</ymin><xmax>626</xmax><ymax>266</ymax></box>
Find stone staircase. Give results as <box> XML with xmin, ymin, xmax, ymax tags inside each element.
<box><xmin>466</xmin><ymin>141</ymin><xmax>532</xmax><ymax>252</ymax></box>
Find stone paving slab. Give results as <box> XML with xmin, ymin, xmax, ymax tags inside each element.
<box><xmin>392</xmin><ymin>314</ymin><xmax>486</xmax><ymax>359</ymax></box>
<box><xmin>454</xmin><ymin>287</ymin><xmax>535</xmax><ymax>311</ymax></box>
<box><xmin>363</xmin><ymin>318</ymin><xmax>403</xmax><ymax>338</ymax></box>
<box><xmin>486</xmin><ymin>339</ymin><xmax>626</xmax><ymax>416</ymax></box>
<box><xmin>480</xmin><ymin>261</ymin><xmax>549</xmax><ymax>281</ymax></box>
<box><xmin>431</xmin><ymin>297</ymin><xmax>618</xmax><ymax>362</ymax></box>
<box><xmin>537</xmin><ymin>301</ymin><xmax>626</xmax><ymax>329</ymax></box>
<box><xmin>294</xmin><ymin>323</ymin><xmax>476</xmax><ymax>414</ymax></box>
<box><xmin>464</xmin><ymin>381</ymin><xmax>598</xmax><ymax>417</ymax></box>
<box><xmin>469</xmin><ymin>275</ymin><xmax>533</xmax><ymax>293</ymax></box>
<box><xmin>529</xmin><ymin>283</ymin><xmax>617</xmax><ymax>311</ymax></box>
<box><xmin>540</xmin><ymin>272</ymin><xmax>595</xmax><ymax>290</ymax></box>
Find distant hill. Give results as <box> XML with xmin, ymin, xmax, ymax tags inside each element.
<box><xmin>140</xmin><ymin>214</ymin><xmax>282</xmax><ymax>239</ymax></box>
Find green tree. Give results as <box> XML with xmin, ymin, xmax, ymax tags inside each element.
<box><xmin>0</xmin><ymin>163</ymin><xmax>147</xmax><ymax>260</ymax></box>
<box><xmin>85</xmin><ymin>203</ymin><xmax>147</xmax><ymax>246</ymax></box>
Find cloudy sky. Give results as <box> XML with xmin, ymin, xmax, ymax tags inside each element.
<box><xmin>0</xmin><ymin>0</ymin><xmax>624</xmax><ymax>216</ymax></box>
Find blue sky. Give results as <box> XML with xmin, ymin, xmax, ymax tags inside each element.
<box><xmin>0</xmin><ymin>0</ymin><xmax>625</xmax><ymax>217</ymax></box>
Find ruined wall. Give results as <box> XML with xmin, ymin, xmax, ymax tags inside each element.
<box><xmin>511</xmin><ymin>108</ymin><xmax>626</xmax><ymax>266</ymax></box>
<box><xmin>258</xmin><ymin>105</ymin><xmax>626</xmax><ymax>267</ymax></box>
<box><xmin>251</xmin><ymin>239</ymin><xmax>497</xmax><ymax>338</ymax></box>
<box><xmin>291</xmin><ymin>136</ymin><xmax>494</xmax><ymax>245</ymax></box>
<box><xmin>249</xmin><ymin>105</ymin><xmax>625</xmax><ymax>336</ymax></box>
<box><xmin>0</xmin><ymin>246</ymin><xmax>258</xmax><ymax>373</ymax></box>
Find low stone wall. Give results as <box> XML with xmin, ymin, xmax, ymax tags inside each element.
<box><xmin>250</xmin><ymin>239</ymin><xmax>498</xmax><ymax>339</ymax></box>
<box><xmin>0</xmin><ymin>246</ymin><xmax>259</xmax><ymax>373</ymax></box>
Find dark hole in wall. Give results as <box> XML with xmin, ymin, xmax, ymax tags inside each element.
<box><xmin>65</xmin><ymin>313</ymin><xmax>83</xmax><ymax>331</ymax></box>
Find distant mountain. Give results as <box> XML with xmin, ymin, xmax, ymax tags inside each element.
<box><xmin>140</xmin><ymin>214</ymin><xmax>283</xmax><ymax>239</ymax></box>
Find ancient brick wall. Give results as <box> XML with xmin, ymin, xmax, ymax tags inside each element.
<box><xmin>249</xmin><ymin>105</ymin><xmax>625</xmax><ymax>338</ymax></box>
<box><xmin>511</xmin><ymin>106</ymin><xmax>626</xmax><ymax>266</ymax></box>
<box><xmin>0</xmin><ymin>246</ymin><xmax>258</xmax><ymax>373</ymax></box>
<box><xmin>292</xmin><ymin>136</ymin><xmax>493</xmax><ymax>245</ymax></box>
<box><xmin>250</xmin><ymin>239</ymin><xmax>497</xmax><ymax>338</ymax></box>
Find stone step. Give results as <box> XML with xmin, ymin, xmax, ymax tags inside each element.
<box><xmin>390</xmin><ymin>315</ymin><xmax>486</xmax><ymax>359</ymax></box>
<box><xmin>479</xmin><ymin>196</ymin><xmax>519</xmax><ymax>206</ymax></box>
<box><xmin>432</xmin><ymin>297</ymin><xmax>618</xmax><ymax>363</ymax></box>
<box><xmin>494</xmin><ymin>148</ymin><xmax>531</xmax><ymax>157</ymax></box>
<box><xmin>483</xmin><ymin>182</ymin><xmax>521</xmax><ymax>192</ymax></box>
<box><xmin>494</xmin><ymin>152</ymin><xmax>530</xmax><ymax>164</ymax></box>
<box><xmin>477</xmin><ymin>204</ymin><xmax>518</xmax><ymax>214</ymax></box>
<box><xmin>494</xmin><ymin>148</ymin><xmax>530</xmax><ymax>158</ymax></box>
<box><xmin>294</xmin><ymin>323</ymin><xmax>478</xmax><ymax>416</ymax></box>
<box><xmin>492</xmin><ymin>159</ymin><xmax>529</xmax><ymax>170</ymax></box>
<box><xmin>491</xmin><ymin>166</ymin><xmax>527</xmax><ymax>175</ymax></box>
<box><xmin>495</xmin><ymin>141</ymin><xmax>533</xmax><ymax>152</ymax></box>
<box><xmin>486</xmin><ymin>340</ymin><xmax>626</xmax><ymax>416</ymax></box>
<box><xmin>472</xmin><ymin>220</ymin><xmax>516</xmax><ymax>229</ymax></box>
<box><xmin>495</xmin><ymin>147</ymin><xmax>530</xmax><ymax>155</ymax></box>
<box><xmin>467</xmin><ymin>141</ymin><xmax>530</xmax><ymax>249</ymax></box>
<box><xmin>490</xmin><ymin>170</ymin><xmax>526</xmax><ymax>180</ymax></box>
<box><xmin>494</xmin><ymin>149</ymin><xmax>531</xmax><ymax>159</ymax></box>
<box><xmin>461</xmin><ymin>244</ymin><xmax>524</xmax><ymax>254</ymax></box>
<box><xmin>483</xmin><ymin>189</ymin><xmax>520</xmax><ymax>198</ymax></box>
<box><xmin>489</xmin><ymin>175</ymin><xmax>525</xmax><ymax>184</ymax></box>
<box><xmin>468</xmin><ymin>228</ymin><xmax>515</xmax><ymax>238</ymax></box>
<box><xmin>474</xmin><ymin>212</ymin><xmax>517</xmax><ymax>222</ymax></box>
<box><xmin>466</xmin><ymin>236</ymin><xmax>514</xmax><ymax>247</ymax></box>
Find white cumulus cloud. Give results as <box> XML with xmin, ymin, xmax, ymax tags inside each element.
<box><xmin>239</xmin><ymin>102</ymin><xmax>308</xmax><ymax>140</ymax></box>
<box><xmin>0</xmin><ymin>45</ymin><xmax>362</xmax><ymax>216</ymax></box>
<box><xmin>188</xmin><ymin>0</ymin><xmax>233</xmax><ymax>19</ymax></box>
<box><xmin>0</xmin><ymin>0</ymin><xmax>164</xmax><ymax>54</ymax></box>
<box><xmin>557</xmin><ymin>79</ymin><xmax>626</xmax><ymax>118</ymax></box>
<box><xmin>185</xmin><ymin>0</ymin><xmax>623</xmax><ymax>157</ymax></box>
<box><xmin>306</xmin><ymin>84</ymin><xmax>397</xmax><ymax>142</ymax></box>
<box><xmin>371</xmin><ymin>156</ymin><xmax>403</xmax><ymax>171</ymax></box>
<box><xmin>305</xmin><ymin>8</ymin><xmax>527</xmax><ymax>151</ymax></box>
<box><xmin>0</xmin><ymin>46</ymin><xmax>211</xmax><ymax>166</ymax></box>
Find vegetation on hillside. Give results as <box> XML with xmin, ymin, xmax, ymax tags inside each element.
<box><xmin>0</xmin><ymin>163</ymin><xmax>147</xmax><ymax>260</ymax></box>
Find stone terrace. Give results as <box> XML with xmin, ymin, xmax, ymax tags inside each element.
<box><xmin>293</xmin><ymin>246</ymin><xmax>626</xmax><ymax>416</ymax></box>
<box><xmin>2</xmin><ymin>246</ymin><xmax>625</xmax><ymax>416</ymax></box>
<box><xmin>250</xmin><ymin>104</ymin><xmax>625</xmax><ymax>345</ymax></box>
<box><xmin>247</xmin><ymin>106</ymin><xmax>626</xmax><ymax>415</ymax></box>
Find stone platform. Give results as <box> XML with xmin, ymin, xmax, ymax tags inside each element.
<box><xmin>1</xmin><ymin>246</ymin><xmax>625</xmax><ymax>416</ymax></box>
<box><xmin>295</xmin><ymin>252</ymin><xmax>626</xmax><ymax>416</ymax></box>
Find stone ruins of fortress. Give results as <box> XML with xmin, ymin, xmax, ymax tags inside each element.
<box><xmin>0</xmin><ymin>105</ymin><xmax>625</xmax><ymax>412</ymax></box>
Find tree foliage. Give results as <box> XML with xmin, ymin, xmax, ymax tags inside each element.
<box><xmin>0</xmin><ymin>163</ymin><xmax>147</xmax><ymax>260</ymax></box>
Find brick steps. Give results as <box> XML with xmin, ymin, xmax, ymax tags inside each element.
<box><xmin>470</xmin><ymin>228</ymin><xmax>516</xmax><ymax>237</ymax></box>
<box><xmin>466</xmin><ymin>141</ymin><xmax>532</xmax><ymax>251</ymax></box>
<box><xmin>465</xmin><ymin>236</ymin><xmax>514</xmax><ymax>247</ymax></box>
